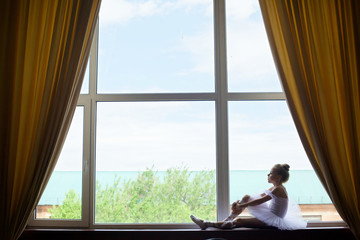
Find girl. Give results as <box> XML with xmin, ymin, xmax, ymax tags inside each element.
<box><xmin>190</xmin><ymin>164</ymin><xmax>307</xmax><ymax>230</ymax></box>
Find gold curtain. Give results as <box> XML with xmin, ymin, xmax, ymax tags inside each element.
<box><xmin>259</xmin><ymin>0</ymin><xmax>360</xmax><ymax>238</ymax></box>
<box><xmin>0</xmin><ymin>1</ymin><xmax>100</xmax><ymax>240</ymax></box>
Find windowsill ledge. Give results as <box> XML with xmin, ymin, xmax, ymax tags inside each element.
<box><xmin>20</xmin><ymin>227</ymin><xmax>356</xmax><ymax>240</ymax></box>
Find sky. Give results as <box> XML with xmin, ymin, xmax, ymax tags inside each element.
<box><xmin>53</xmin><ymin>0</ymin><xmax>313</xmax><ymax>172</ymax></box>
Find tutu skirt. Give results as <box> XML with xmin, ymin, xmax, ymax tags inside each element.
<box><xmin>247</xmin><ymin>192</ymin><xmax>307</xmax><ymax>230</ymax></box>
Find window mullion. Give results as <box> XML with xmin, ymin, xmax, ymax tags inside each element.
<box><xmin>214</xmin><ymin>0</ymin><xmax>229</xmax><ymax>221</ymax></box>
<box><xmin>82</xmin><ymin>102</ymin><xmax>91</xmax><ymax>227</ymax></box>
<box><xmin>88</xmin><ymin>19</ymin><xmax>99</xmax><ymax>228</ymax></box>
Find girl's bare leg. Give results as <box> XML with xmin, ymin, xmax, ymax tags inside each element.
<box><xmin>190</xmin><ymin>215</ymin><xmax>235</xmax><ymax>230</ymax></box>
<box><xmin>223</xmin><ymin>195</ymin><xmax>251</xmax><ymax>221</ymax></box>
<box><xmin>191</xmin><ymin>215</ymin><xmax>275</xmax><ymax>230</ymax></box>
<box><xmin>233</xmin><ymin>217</ymin><xmax>276</xmax><ymax>229</ymax></box>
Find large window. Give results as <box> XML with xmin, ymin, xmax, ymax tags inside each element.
<box><xmin>29</xmin><ymin>0</ymin><xmax>343</xmax><ymax>228</ymax></box>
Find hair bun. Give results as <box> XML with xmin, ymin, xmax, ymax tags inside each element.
<box><xmin>282</xmin><ymin>164</ymin><xmax>290</xmax><ymax>172</ymax></box>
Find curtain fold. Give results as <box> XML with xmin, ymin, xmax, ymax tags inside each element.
<box><xmin>259</xmin><ymin>0</ymin><xmax>360</xmax><ymax>239</ymax></box>
<box><xmin>0</xmin><ymin>1</ymin><xmax>101</xmax><ymax>240</ymax></box>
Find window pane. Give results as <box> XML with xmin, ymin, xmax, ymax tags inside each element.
<box><xmin>226</xmin><ymin>0</ymin><xmax>282</xmax><ymax>92</ymax></box>
<box><xmin>98</xmin><ymin>0</ymin><xmax>214</xmax><ymax>93</ymax></box>
<box><xmin>96</xmin><ymin>102</ymin><xmax>216</xmax><ymax>223</ymax></box>
<box><xmin>35</xmin><ymin>107</ymin><xmax>84</xmax><ymax>219</ymax></box>
<box><xmin>228</xmin><ymin>101</ymin><xmax>342</xmax><ymax>222</ymax></box>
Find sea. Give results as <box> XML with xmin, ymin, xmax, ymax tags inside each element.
<box><xmin>38</xmin><ymin>170</ymin><xmax>331</xmax><ymax>205</ymax></box>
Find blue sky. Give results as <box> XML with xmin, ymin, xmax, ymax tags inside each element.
<box><xmin>54</xmin><ymin>0</ymin><xmax>312</xmax><ymax>172</ymax></box>
<box><xmin>98</xmin><ymin>0</ymin><xmax>215</xmax><ymax>93</ymax></box>
<box><xmin>97</xmin><ymin>0</ymin><xmax>282</xmax><ymax>93</ymax></box>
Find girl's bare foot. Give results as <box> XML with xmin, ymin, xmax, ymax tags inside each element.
<box><xmin>190</xmin><ymin>215</ymin><xmax>208</xmax><ymax>230</ymax></box>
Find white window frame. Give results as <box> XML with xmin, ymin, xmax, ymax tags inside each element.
<box><xmin>28</xmin><ymin>0</ymin><xmax>346</xmax><ymax>229</ymax></box>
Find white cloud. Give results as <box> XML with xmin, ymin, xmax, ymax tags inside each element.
<box><xmin>173</xmin><ymin>0</ymin><xmax>213</xmax><ymax>15</ymax></box>
<box><xmin>225</xmin><ymin>0</ymin><xmax>280</xmax><ymax>90</ymax></box>
<box><xmin>99</xmin><ymin>0</ymin><xmax>165</xmax><ymax>26</ymax></box>
<box><xmin>95</xmin><ymin>102</ymin><xmax>216</xmax><ymax>171</ymax></box>
<box><xmin>172</xmin><ymin>0</ymin><xmax>278</xmax><ymax>89</ymax></box>
<box><xmin>99</xmin><ymin>0</ymin><xmax>212</xmax><ymax>26</ymax></box>
<box><xmin>177</xmin><ymin>25</ymin><xmax>214</xmax><ymax>75</ymax></box>
<box><xmin>228</xmin><ymin>110</ymin><xmax>312</xmax><ymax>170</ymax></box>
<box><xmin>54</xmin><ymin>101</ymin><xmax>311</xmax><ymax>172</ymax></box>
<box><xmin>225</xmin><ymin>0</ymin><xmax>258</xmax><ymax>20</ymax></box>
<box><xmin>227</xmin><ymin>23</ymin><xmax>275</xmax><ymax>76</ymax></box>
<box><xmin>54</xmin><ymin>108</ymin><xmax>84</xmax><ymax>171</ymax></box>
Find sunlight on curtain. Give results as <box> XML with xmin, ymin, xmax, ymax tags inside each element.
<box><xmin>0</xmin><ymin>1</ymin><xmax>100</xmax><ymax>239</ymax></box>
<box><xmin>259</xmin><ymin>0</ymin><xmax>360</xmax><ymax>238</ymax></box>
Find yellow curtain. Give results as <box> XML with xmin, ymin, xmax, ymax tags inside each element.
<box><xmin>259</xmin><ymin>0</ymin><xmax>360</xmax><ymax>238</ymax></box>
<box><xmin>0</xmin><ymin>1</ymin><xmax>100</xmax><ymax>240</ymax></box>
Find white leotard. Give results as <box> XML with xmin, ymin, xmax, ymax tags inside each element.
<box><xmin>265</xmin><ymin>189</ymin><xmax>288</xmax><ymax>218</ymax></box>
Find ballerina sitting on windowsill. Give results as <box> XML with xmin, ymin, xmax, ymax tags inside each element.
<box><xmin>190</xmin><ymin>164</ymin><xmax>307</xmax><ymax>230</ymax></box>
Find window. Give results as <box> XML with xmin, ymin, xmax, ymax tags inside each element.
<box><xmin>29</xmin><ymin>0</ymin><xmax>343</xmax><ymax>228</ymax></box>
<box><xmin>96</xmin><ymin>102</ymin><xmax>216</xmax><ymax>223</ymax></box>
<box><xmin>97</xmin><ymin>0</ymin><xmax>214</xmax><ymax>93</ymax></box>
<box><xmin>32</xmin><ymin>106</ymin><xmax>87</xmax><ymax>227</ymax></box>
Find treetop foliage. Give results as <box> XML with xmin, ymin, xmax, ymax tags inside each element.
<box><xmin>49</xmin><ymin>166</ymin><xmax>216</xmax><ymax>223</ymax></box>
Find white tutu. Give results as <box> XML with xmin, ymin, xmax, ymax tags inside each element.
<box><xmin>247</xmin><ymin>190</ymin><xmax>307</xmax><ymax>230</ymax></box>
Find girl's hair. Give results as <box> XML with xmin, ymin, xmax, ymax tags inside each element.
<box><xmin>273</xmin><ymin>164</ymin><xmax>290</xmax><ymax>183</ymax></box>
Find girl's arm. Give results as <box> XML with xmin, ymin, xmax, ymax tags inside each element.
<box><xmin>239</xmin><ymin>194</ymin><xmax>272</xmax><ymax>208</ymax></box>
<box><xmin>260</xmin><ymin>187</ymin><xmax>274</xmax><ymax>197</ymax></box>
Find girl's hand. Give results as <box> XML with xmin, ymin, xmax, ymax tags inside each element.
<box><xmin>231</xmin><ymin>201</ymin><xmax>236</xmax><ymax>211</ymax></box>
<box><xmin>231</xmin><ymin>200</ymin><xmax>243</xmax><ymax>214</ymax></box>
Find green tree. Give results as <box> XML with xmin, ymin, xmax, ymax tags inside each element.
<box><xmin>49</xmin><ymin>166</ymin><xmax>216</xmax><ymax>223</ymax></box>
<box><xmin>49</xmin><ymin>189</ymin><xmax>81</xmax><ymax>219</ymax></box>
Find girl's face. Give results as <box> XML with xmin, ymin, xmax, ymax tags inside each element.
<box><xmin>267</xmin><ymin>167</ymin><xmax>281</xmax><ymax>184</ymax></box>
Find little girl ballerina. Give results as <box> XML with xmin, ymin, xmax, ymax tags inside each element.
<box><xmin>190</xmin><ymin>164</ymin><xmax>307</xmax><ymax>230</ymax></box>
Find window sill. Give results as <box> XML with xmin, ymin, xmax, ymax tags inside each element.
<box><xmin>20</xmin><ymin>227</ymin><xmax>355</xmax><ymax>240</ymax></box>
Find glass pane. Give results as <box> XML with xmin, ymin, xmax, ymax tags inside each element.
<box><xmin>96</xmin><ymin>102</ymin><xmax>216</xmax><ymax>223</ymax></box>
<box><xmin>35</xmin><ymin>107</ymin><xmax>84</xmax><ymax>219</ymax></box>
<box><xmin>80</xmin><ymin>60</ymin><xmax>89</xmax><ymax>94</ymax></box>
<box><xmin>226</xmin><ymin>0</ymin><xmax>282</xmax><ymax>92</ymax></box>
<box><xmin>98</xmin><ymin>0</ymin><xmax>214</xmax><ymax>93</ymax></box>
<box><xmin>228</xmin><ymin>101</ymin><xmax>342</xmax><ymax>222</ymax></box>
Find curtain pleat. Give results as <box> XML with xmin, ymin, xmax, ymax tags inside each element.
<box><xmin>259</xmin><ymin>0</ymin><xmax>360</xmax><ymax>239</ymax></box>
<box><xmin>0</xmin><ymin>1</ymin><xmax>101</xmax><ymax>240</ymax></box>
